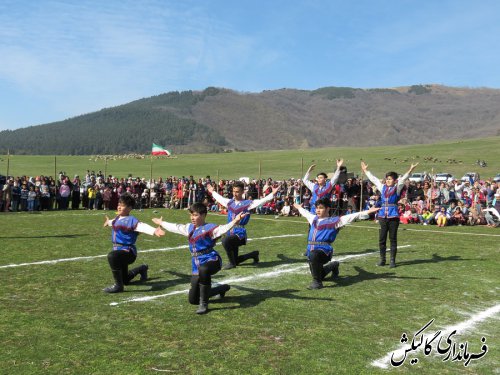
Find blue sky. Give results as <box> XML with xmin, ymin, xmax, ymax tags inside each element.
<box><xmin>1</xmin><ymin>0</ymin><xmax>499</xmax><ymax>131</ymax></box>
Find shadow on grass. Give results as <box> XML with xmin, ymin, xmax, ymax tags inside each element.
<box><xmin>0</xmin><ymin>234</ymin><xmax>89</xmax><ymax>239</ymax></box>
<box><xmin>333</xmin><ymin>266</ymin><xmax>439</xmax><ymax>288</ymax></box>
<box><xmin>234</xmin><ymin>253</ymin><xmax>306</xmax><ymax>269</ymax></box>
<box><xmin>135</xmin><ymin>271</ymin><xmax>191</xmax><ymax>291</ymax></box>
<box><xmin>396</xmin><ymin>253</ymin><xmax>469</xmax><ymax>267</ymax></box>
<box><xmin>210</xmin><ymin>285</ymin><xmax>333</xmax><ymax>311</ymax></box>
<box><xmin>337</xmin><ymin>248</ymin><xmax>380</xmax><ymax>257</ymax></box>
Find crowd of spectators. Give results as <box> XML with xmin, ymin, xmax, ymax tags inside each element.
<box><xmin>1</xmin><ymin>169</ymin><xmax>499</xmax><ymax>228</ymax></box>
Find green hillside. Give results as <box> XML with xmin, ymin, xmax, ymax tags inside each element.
<box><xmin>1</xmin><ymin>85</ymin><xmax>499</xmax><ymax>155</ymax></box>
<box><xmin>1</xmin><ymin>137</ymin><xmax>498</xmax><ymax>180</ymax></box>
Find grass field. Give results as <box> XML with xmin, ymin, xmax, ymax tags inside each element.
<box><xmin>1</xmin><ymin>136</ymin><xmax>499</xmax><ymax>180</ymax></box>
<box><xmin>1</xmin><ymin>208</ymin><xmax>498</xmax><ymax>374</ymax></box>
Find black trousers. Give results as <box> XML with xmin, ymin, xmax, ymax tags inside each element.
<box><xmin>308</xmin><ymin>250</ymin><xmax>332</xmax><ymax>281</ymax></box>
<box><xmin>107</xmin><ymin>250</ymin><xmax>137</xmax><ymax>284</ymax></box>
<box><xmin>221</xmin><ymin>234</ymin><xmax>247</xmax><ymax>265</ymax></box>
<box><xmin>378</xmin><ymin>217</ymin><xmax>400</xmax><ymax>253</ymax></box>
<box><xmin>188</xmin><ymin>259</ymin><xmax>221</xmax><ymax>305</ymax></box>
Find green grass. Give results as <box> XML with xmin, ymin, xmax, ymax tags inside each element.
<box><xmin>2</xmin><ymin>136</ymin><xmax>499</xmax><ymax>180</ymax></box>
<box><xmin>0</xmin><ymin>209</ymin><xmax>498</xmax><ymax>374</ymax></box>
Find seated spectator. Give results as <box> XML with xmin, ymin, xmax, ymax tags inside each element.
<box><xmin>468</xmin><ymin>207</ymin><xmax>486</xmax><ymax>226</ymax></box>
<box><xmin>435</xmin><ymin>206</ymin><xmax>450</xmax><ymax>227</ymax></box>
<box><xmin>400</xmin><ymin>206</ymin><xmax>413</xmax><ymax>224</ymax></box>
<box><xmin>344</xmin><ymin>205</ymin><xmax>357</xmax><ymax>215</ymax></box>
<box><xmin>446</xmin><ymin>201</ymin><xmax>457</xmax><ymax>216</ymax></box>
<box><xmin>483</xmin><ymin>194</ymin><xmax>500</xmax><ymax>227</ymax></box>
<box><xmin>256</xmin><ymin>200</ymin><xmax>276</xmax><ymax>215</ymax></box>
<box><xmin>279</xmin><ymin>199</ymin><xmax>292</xmax><ymax>216</ymax></box>
<box><xmin>451</xmin><ymin>207</ymin><xmax>466</xmax><ymax>226</ymax></box>
<box><xmin>420</xmin><ymin>207</ymin><xmax>434</xmax><ymax>225</ymax></box>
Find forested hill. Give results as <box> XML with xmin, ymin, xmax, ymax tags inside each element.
<box><xmin>1</xmin><ymin>84</ymin><xmax>500</xmax><ymax>155</ymax></box>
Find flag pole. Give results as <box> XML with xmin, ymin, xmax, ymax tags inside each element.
<box><xmin>359</xmin><ymin>169</ymin><xmax>364</xmax><ymax>212</ymax></box>
<box><xmin>104</xmin><ymin>156</ymin><xmax>108</xmax><ymax>178</ymax></box>
<box><xmin>6</xmin><ymin>149</ymin><xmax>10</xmax><ymax>177</ymax></box>
<box><xmin>428</xmin><ymin>167</ymin><xmax>434</xmax><ymax>209</ymax></box>
<box><xmin>54</xmin><ymin>155</ymin><xmax>57</xmax><ymax>180</ymax></box>
<box><xmin>299</xmin><ymin>157</ymin><xmax>304</xmax><ymax>204</ymax></box>
<box><xmin>150</xmin><ymin>155</ymin><xmax>153</xmax><ymax>208</ymax></box>
<box><xmin>258</xmin><ymin>160</ymin><xmax>262</xmax><ymax>181</ymax></box>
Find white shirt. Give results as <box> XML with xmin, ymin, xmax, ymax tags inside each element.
<box><xmin>296</xmin><ymin>206</ymin><xmax>371</xmax><ymax>227</ymax></box>
<box><xmin>106</xmin><ymin>217</ymin><xmax>158</xmax><ymax>236</ymax></box>
<box><xmin>302</xmin><ymin>167</ymin><xmax>341</xmax><ymax>193</ymax></box>
<box><xmin>364</xmin><ymin>170</ymin><xmax>410</xmax><ymax>195</ymax></box>
<box><xmin>211</xmin><ymin>190</ymin><xmax>274</xmax><ymax>210</ymax></box>
<box><xmin>159</xmin><ymin>221</ymin><xmax>237</xmax><ymax>238</ymax></box>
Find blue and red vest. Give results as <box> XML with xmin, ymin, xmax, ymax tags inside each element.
<box><xmin>188</xmin><ymin>223</ymin><xmax>221</xmax><ymax>275</ymax></box>
<box><xmin>310</xmin><ymin>182</ymin><xmax>334</xmax><ymax>214</ymax></box>
<box><xmin>378</xmin><ymin>185</ymin><xmax>400</xmax><ymax>218</ymax></box>
<box><xmin>111</xmin><ymin>215</ymin><xmax>140</xmax><ymax>255</ymax></box>
<box><xmin>226</xmin><ymin>199</ymin><xmax>252</xmax><ymax>240</ymax></box>
<box><xmin>306</xmin><ymin>216</ymin><xmax>340</xmax><ymax>257</ymax></box>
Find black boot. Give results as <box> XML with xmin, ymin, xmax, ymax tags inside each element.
<box><xmin>390</xmin><ymin>248</ymin><xmax>397</xmax><ymax>268</ymax></box>
<box><xmin>224</xmin><ymin>249</ymin><xmax>237</xmax><ymax>269</ymax></box>
<box><xmin>243</xmin><ymin>250</ymin><xmax>259</xmax><ymax>264</ymax></box>
<box><xmin>324</xmin><ymin>261</ymin><xmax>340</xmax><ymax>279</ymax></box>
<box><xmin>138</xmin><ymin>264</ymin><xmax>148</xmax><ymax>281</ymax></box>
<box><xmin>196</xmin><ymin>284</ymin><xmax>211</xmax><ymax>314</ymax></box>
<box><xmin>126</xmin><ymin>264</ymin><xmax>149</xmax><ymax>283</ymax></box>
<box><xmin>308</xmin><ymin>279</ymin><xmax>324</xmax><ymax>290</ymax></box>
<box><xmin>211</xmin><ymin>284</ymin><xmax>230</xmax><ymax>300</ymax></box>
<box><xmin>377</xmin><ymin>249</ymin><xmax>386</xmax><ymax>266</ymax></box>
<box><xmin>237</xmin><ymin>251</ymin><xmax>259</xmax><ymax>265</ymax></box>
<box><xmin>307</xmin><ymin>261</ymin><xmax>324</xmax><ymax>290</ymax></box>
<box><xmin>103</xmin><ymin>269</ymin><xmax>124</xmax><ymax>293</ymax></box>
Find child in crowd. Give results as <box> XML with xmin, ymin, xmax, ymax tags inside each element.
<box><xmin>153</xmin><ymin>203</ymin><xmax>247</xmax><ymax>314</ymax></box>
<box><xmin>102</xmin><ymin>194</ymin><xmax>165</xmax><ymax>293</ymax></box>
<box><xmin>420</xmin><ymin>207</ymin><xmax>433</xmax><ymax>225</ymax></box>
<box><xmin>361</xmin><ymin>160</ymin><xmax>418</xmax><ymax>267</ymax></box>
<box><xmin>451</xmin><ymin>206</ymin><xmax>466</xmax><ymax>226</ymax></box>
<box><xmin>399</xmin><ymin>204</ymin><xmax>413</xmax><ymax>224</ymax></box>
<box><xmin>279</xmin><ymin>199</ymin><xmax>292</xmax><ymax>216</ymax></box>
<box><xmin>294</xmin><ymin>198</ymin><xmax>380</xmax><ymax>289</ymax></box>
<box><xmin>435</xmin><ymin>206</ymin><xmax>450</xmax><ymax>227</ymax></box>
<box><xmin>27</xmin><ymin>186</ymin><xmax>36</xmax><ymax>212</ymax></box>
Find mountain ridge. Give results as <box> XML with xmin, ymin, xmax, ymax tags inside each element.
<box><xmin>1</xmin><ymin>84</ymin><xmax>499</xmax><ymax>154</ymax></box>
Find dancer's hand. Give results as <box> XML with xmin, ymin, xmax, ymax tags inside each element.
<box><xmin>152</xmin><ymin>217</ymin><xmax>163</xmax><ymax>226</ymax></box>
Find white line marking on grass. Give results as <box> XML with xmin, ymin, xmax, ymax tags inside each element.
<box><xmin>0</xmin><ymin>234</ymin><xmax>305</xmax><ymax>269</ymax></box>
<box><xmin>371</xmin><ymin>303</ymin><xmax>500</xmax><ymax>369</ymax></box>
<box><xmin>250</xmin><ymin>217</ymin><xmax>306</xmax><ymax>224</ymax></box>
<box><xmin>344</xmin><ymin>224</ymin><xmax>500</xmax><ymax>238</ymax></box>
<box><xmin>398</xmin><ymin>227</ymin><xmax>500</xmax><ymax>237</ymax></box>
<box><xmin>109</xmin><ymin>245</ymin><xmax>412</xmax><ymax>306</ymax></box>
<box><xmin>9</xmin><ymin>212</ymin><xmax>105</xmax><ymax>218</ymax></box>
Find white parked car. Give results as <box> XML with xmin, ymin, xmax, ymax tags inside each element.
<box><xmin>408</xmin><ymin>172</ymin><xmax>430</xmax><ymax>183</ymax></box>
<box><xmin>434</xmin><ymin>173</ymin><xmax>455</xmax><ymax>184</ymax></box>
<box><xmin>461</xmin><ymin>172</ymin><xmax>480</xmax><ymax>182</ymax></box>
<box><xmin>494</xmin><ymin>173</ymin><xmax>500</xmax><ymax>183</ymax></box>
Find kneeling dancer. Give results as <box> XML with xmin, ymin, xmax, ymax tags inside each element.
<box><xmin>295</xmin><ymin>198</ymin><xmax>380</xmax><ymax>289</ymax></box>
<box><xmin>153</xmin><ymin>203</ymin><xmax>247</xmax><ymax>314</ymax></box>
<box><xmin>103</xmin><ymin>193</ymin><xmax>165</xmax><ymax>293</ymax></box>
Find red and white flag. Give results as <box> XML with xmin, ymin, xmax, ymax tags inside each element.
<box><xmin>151</xmin><ymin>143</ymin><xmax>171</xmax><ymax>156</ymax></box>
